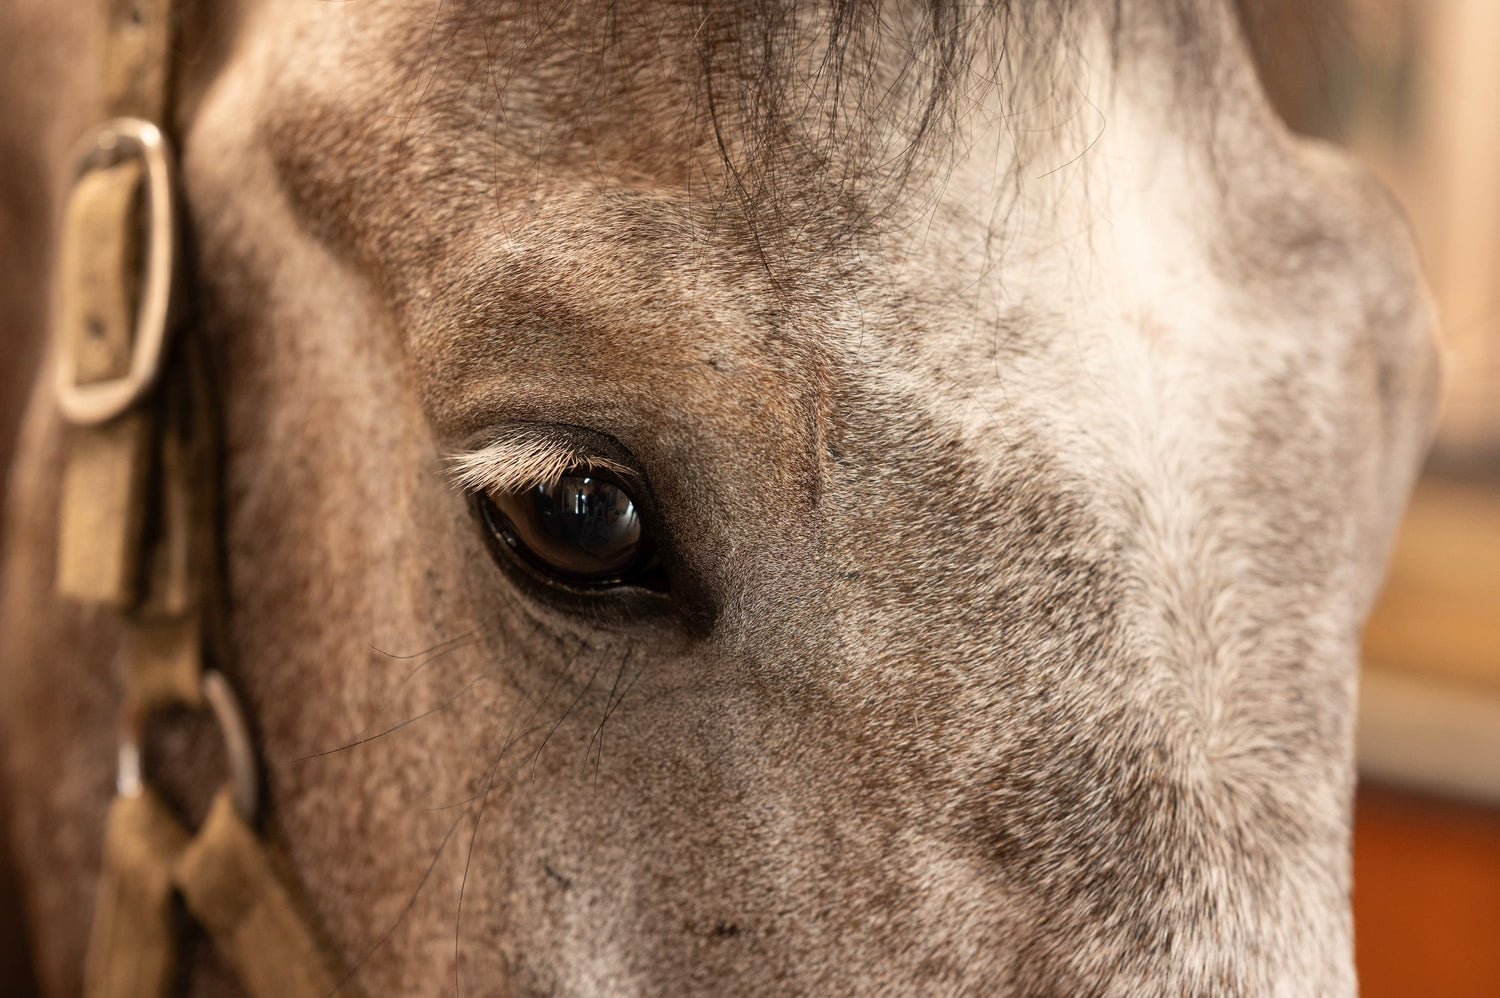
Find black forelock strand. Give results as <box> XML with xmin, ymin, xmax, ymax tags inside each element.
<box><xmin>684</xmin><ymin>0</ymin><xmax>1225</xmax><ymax>251</ymax></box>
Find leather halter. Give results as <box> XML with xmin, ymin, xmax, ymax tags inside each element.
<box><xmin>53</xmin><ymin>2</ymin><xmax>348</xmax><ymax>995</ymax></box>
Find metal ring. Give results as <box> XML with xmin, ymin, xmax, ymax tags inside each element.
<box><xmin>55</xmin><ymin>117</ymin><xmax>177</xmax><ymax>426</ymax></box>
<box><xmin>115</xmin><ymin>670</ymin><xmax>261</xmax><ymax>824</ymax></box>
<box><xmin>202</xmin><ymin>671</ymin><xmax>260</xmax><ymax>822</ymax></box>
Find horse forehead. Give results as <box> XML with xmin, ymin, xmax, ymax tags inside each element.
<box><xmin>220</xmin><ymin>0</ymin><xmax>1415</xmax><ymax>490</ymax></box>
<box><xmin>230</xmin><ymin>4</ymin><xmax>1032</xmax><ymax>418</ymax></box>
<box><xmin>251</xmin><ymin>0</ymin><xmax>763</xmax><ymax>225</ymax></box>
<box><xmin>240</xmin><ymin>5</ymin><xmax>1064</xmax><ymax>358</ymax></box>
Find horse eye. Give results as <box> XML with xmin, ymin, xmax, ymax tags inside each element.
<box><xmin>477</xmin><ymin>474</ymin><xmax>661</xmax><ymax>589</ymax></box>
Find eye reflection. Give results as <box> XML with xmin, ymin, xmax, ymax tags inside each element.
<box><xmin>480</xmin><ymin>474</ymin><xmax>655</xmax><ymax>586</ymax></box>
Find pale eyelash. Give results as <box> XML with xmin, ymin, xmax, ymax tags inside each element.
<box><xmin>444</xmin><ymin>429</ymin><xmax>633</xmax><ymax>496</ymax></box>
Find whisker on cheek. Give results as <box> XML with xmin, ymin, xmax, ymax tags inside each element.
<box><xmin>367</xmin><ymin>630</ymin><xmax>479</xmax><ymax>661</ymax></box>
<box><xmin>588</xmin><ymin>643</ymin><xmax>641</xmax><ymax>783</ymax></box>
<box><xmin>527</xmin><ymin>645</ymin><xmax>610</xmax><ymax>778</ymax></box>
<box><xmin>290</xmin><ymin>671</ymin><xmax>490</xmax><ymax>763</ymax></box>
<box><xmin>336</xmin><ymin>807</ymin><xmax>469</xmax><ymax>994</ymax></box>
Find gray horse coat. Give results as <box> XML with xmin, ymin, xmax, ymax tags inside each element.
<box><xmin>0</xmin><ymin>0</ymin><xmax>1439</xmax><ymax>994</ymax></box>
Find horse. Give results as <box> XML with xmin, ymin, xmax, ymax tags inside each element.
<box><xmin>0</xmin><ymin>0</ymin><xmax>1440</xmax><ymax>994</ymax></box>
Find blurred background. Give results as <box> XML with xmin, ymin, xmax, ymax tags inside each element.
<box><xmin>1239</xmin><ymin>0</ymin><xmax>1500</xmax><ymax>993</ymax></box>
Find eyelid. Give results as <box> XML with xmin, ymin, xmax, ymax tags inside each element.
<box><xmin>445</xmin><ymin>427</ymin><xmax>635</xmax><ymax>496</ymax></box>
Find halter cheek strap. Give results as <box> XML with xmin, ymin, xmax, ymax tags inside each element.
<box><xmin>54</xmin><ymin>3</ymin><xmax>349</xmax><ymax>996</ymax></box>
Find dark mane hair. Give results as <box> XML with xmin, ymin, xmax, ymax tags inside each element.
<box><xmin>680</xmin><ymin>0</ymin><xmax>1225</xmax><ymax>254</ymax></box>
<box><xmin>391</xmin><ymin>1</ymin><xmax>1240</xmax><ymax>267</ymax></box>
<box><xmin>692</xmin><ymin>0</ymin><xmax>1071</xmax><ymax>242</ymax></box>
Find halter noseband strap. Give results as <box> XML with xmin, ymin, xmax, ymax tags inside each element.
<box><xmin>54</xmin><ymin>3</ymin><xmax>347</xmax><ymax>996</ymax></box>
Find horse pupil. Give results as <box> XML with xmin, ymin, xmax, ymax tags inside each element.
<box><xmin>491</xmin><ymin>475</ymin><xmax>643</xmax><ymax>580</ymax></box>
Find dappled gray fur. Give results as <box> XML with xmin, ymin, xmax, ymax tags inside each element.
<box><xmin>0</xmin><ymin>1</ymin><xmax>1437</xmax><ymax>996</ymax></box>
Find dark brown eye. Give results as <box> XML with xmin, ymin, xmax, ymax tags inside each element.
<box><xmin>477</xmin><ymin>474</ymin><xmax>661</xmax><ymax>589</ymax></box>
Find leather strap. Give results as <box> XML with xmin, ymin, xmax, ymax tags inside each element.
<box><xmin>102</xmin><ymin>0</ymin><xmax>176</xmax><ymax>122</ymax></box>
<box><xmin>55</xmin><ymin>0</ymin><xmax>179</xmax><ymax>607</ymax></box>
<box><xmin>57</xmin><ymin>2</ymin><xmax>353</xmax><ymax>995</ymax></box>
<box><xmin>124</xmin><ymin>339</ymin><xmax>216</xmax><ymax>712</ymax></box>
<box><xmin>175</xmin><ymin>794</ymin><xmax>343</xmax><ymax>998</ymax></box>
<box><xmin>54</xmin><ymin>158</ymin><xmax>155</xmax><ymax>606</ymax></box>
<box><xmin>85</xmin><ymin>788</ymin><xmax>347</xmax><ymax>998</ymax></box>
<box><xmin>83</xmin><ymin>789</ymin><xmax>189</xmax><ymax>998</ymax></box>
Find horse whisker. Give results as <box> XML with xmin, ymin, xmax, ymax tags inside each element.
<box><xmin>328</xmin><ymin>807</ymin><xmax>468</xmax><ymax>998</ymax></box>
<box><xmin>292</xmin><ymin>672</ymin><xmax>489</xmax><ymax>763</ymax></box>
<box><xmin>367</xmin><ymin>629</ymin><xmax>478</xmax><ymax>662</ymax></box>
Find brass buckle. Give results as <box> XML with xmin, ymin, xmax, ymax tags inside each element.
<box><xmin>55</xmin><ymin>117</ymin><xmax>177</xmax><ymax>426</ymax></box>
<box><xmin>118</xmin><ymin>670</ymin><xmax>260</xmax><ymax>824</ymax></box>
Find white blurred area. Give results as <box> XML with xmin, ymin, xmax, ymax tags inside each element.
<box><xmin>1343</xmin><ymin>0</ymin><xmax>1500</xmax><ymax>458</ymax></box>
<box><xmin>1243</xmin><ymin>0</ymin><xmax>1500</xmax><ymax>801</ymax></box>
<box><xmin>1247</xmin><ymin>0</ymin><xmax>1500</xmax><ymax>459</ymax></box>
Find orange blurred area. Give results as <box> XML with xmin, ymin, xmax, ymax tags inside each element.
<box><xmin>1354</xmin><ymin>785</ymin><xmax>1500</xmax><ymax>997</ymax></box>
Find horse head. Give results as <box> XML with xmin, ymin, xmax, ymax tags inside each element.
<box><xmin>1</xmin><ymin>1</ymin><xmax>1439</xmax><ymax>994</ymax></box>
